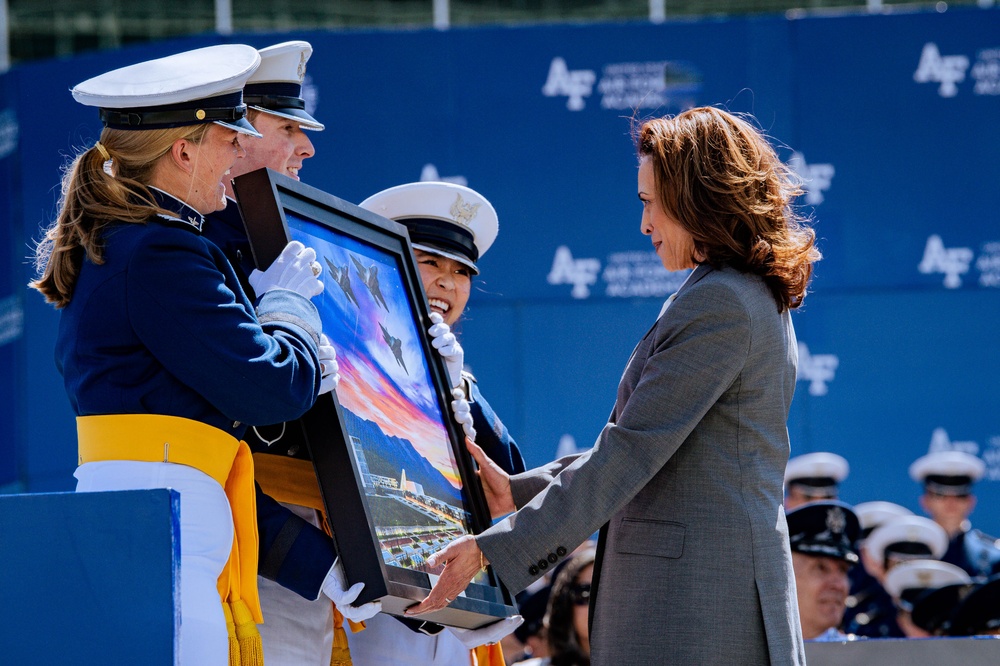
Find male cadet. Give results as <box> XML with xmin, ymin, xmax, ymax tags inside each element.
<box><xmin>202</xmin><ymin>41</ymin><xmax>380</xmax><ymax>665</ymax></box>
<box><xmin>785</xmin><ymin>500</ymin><xmax>860</xmax><ymax>641</ymax></box>
<box><xmin>784</xmin><ymin>452</ymin><xmax>850</xmax><ymax>510</ymax></box>
<box><xmin>844</xmin><ymin>515</ymin><xmax>948</xmax><ymax>637</ymax></box>
<box><xmin>842</xmin><ymin>501</ymin><xmax>914</xmax><ymax>632</ymax></box>
<box><xmin>882</xmin><ymin>559</ymin><xmax>971</xmax><ymax>637</ymax></box>
<box><xmin>910</xmin><ymin>450</ymin><xmax>1000</xmax><ymax>579</ymax></box>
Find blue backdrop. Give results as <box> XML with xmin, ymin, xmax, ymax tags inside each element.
<box><xmin>1</xmin><ymin>8</ymin><xmax>998</xmax><ymax>532</ymax></box>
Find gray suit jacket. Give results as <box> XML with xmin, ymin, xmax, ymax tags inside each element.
<box><xmin>477</xmin><ymin>264</ymin><xmax>806</xmax><ymax>665</ymax></box>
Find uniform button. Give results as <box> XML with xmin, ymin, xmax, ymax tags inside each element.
<box><xmin>556</xmin><ymin>546</ymin><xmax>567</xmax><ymax>556</ymax></box>
<box><xmin>233</xmin><ymin>421</ymin><xmax>241</xmax><ymax>428</ymax></box>
<box><xmin>548</xmin><ymin>553</ymin><xmax>558</xmax><ymax>564</ymax></box>
<box><xmin>538</xmin><ymin>559</ymin><xmax>548</xmax><ymax>570</ymax></box>
<box><xmin>528</xmin><ymin>565</ymin><xmax>539</xmax><ymax>575</ymax></box>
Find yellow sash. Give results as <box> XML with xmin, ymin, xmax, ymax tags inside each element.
<box><xmin>78</xmin><ymin>414</ymin><xmax>263</xmax><ymax>665</ymax></box>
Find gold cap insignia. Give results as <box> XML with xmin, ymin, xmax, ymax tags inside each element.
<box><xmin>195</xmin><ymin>109</ymin><xmax>206</xmax><ymax>120</ymax></box>
<box><xmin>450</xmin><ymin>193</ymin><xmax>481</xmax><ymax>226</ymax></box>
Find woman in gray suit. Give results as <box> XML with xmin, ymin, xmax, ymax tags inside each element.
<box><xmin>408</xmin><ymin>106</ymin><xmax>820</xmax><ymax>665</ymax></box>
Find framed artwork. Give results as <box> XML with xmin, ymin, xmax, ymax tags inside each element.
<box><xmin>233</xmin><ymin>168</ymin><xmax>516</xmax><ymax>629</ymax></box>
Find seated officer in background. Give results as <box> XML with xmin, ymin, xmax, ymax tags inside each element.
<box><xmin>785</xmin><ymin>500</ymin><xmax>860</xmax><ymax>641</ymax></box>
<box><xmin>784</xmin><ymin>452</ymin><xmax>849</xmax><ymax>510</ymax></box>
<box><xmin>844</xmin><ymin>515</ymin><xmax>948</xmax><ymax>638</ymax></box>
<box><xmin>910</xmin><ymin>450</ymin><xmax>1000</xmax><ymax>579</ymax></box>
<box><xmin>843</xmin><ymin>501</ymin><xmax>914</xmax><ymax>631</ymax></box>
<box><xmin>882</xmin><ymin>559</ymin><xmax>971</xmax><ymax>637</ymax></box>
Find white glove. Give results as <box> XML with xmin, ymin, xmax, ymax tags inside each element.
<box><xmin>320</xmin><ymin>558</ymin><xmax>382</xmax><ymax>622</ymax></box>
<box><xmin>249</xmin><ymin>240</ymin><xmax>324</xmax><ymax>299</ymax></box>
<box><xmin>428</xmin><ymin>312</ymin><xmax>464</xmax><ymax>389</ymax></box>
<box><xmin>318</xmin><ymin>334</ymin><xmax>339</xmax><ymax>395</ymax></box>
<box><xmin>451</xmin><ymin>388</ymin><xmax>476</xmax><ymax>442</ymax></box>
<box><xmin>447</xmin><ymin>615</ymin><xmax>524</xmax><ymax>649</ymax></box>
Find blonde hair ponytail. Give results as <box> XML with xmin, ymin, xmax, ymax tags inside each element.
<box><xmin>31</xmin><ymin>124</ymin><xmax>211</xmax><ymax>307</ymax></box>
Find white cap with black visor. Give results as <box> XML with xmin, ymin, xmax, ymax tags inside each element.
<box><xmin>71</xmin><ymin>44</ymin><xmax>263</xmax><ymax>138</ymax></box>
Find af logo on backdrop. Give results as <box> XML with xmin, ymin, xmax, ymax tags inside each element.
<box><xmin>796</xmin><ymin>342</ymin><xmax>839</xmax><ymax>397</ymax></box>
<box><xmin>788</xmin><ymin>151</ymin><xmax>835</xmax><ymax>206</ymax></box>
<box><xmin>542</xmin><ymin>57</ymin><xmax>597</xmax><ymax>111</ymax></box>
<box><xmin>913</xmin><ymin>42</ymin><xmax>1000</xmax><ymax>97</ymax></box>
<box><xmin>918</xmin><ymin>235</ymin><xmax>974</xmax><ymax>288</ymax></box>
<box><xmin>914</xmin><ymin>43</ymin><xmax>970</xmax><ymax>97</ymax></box>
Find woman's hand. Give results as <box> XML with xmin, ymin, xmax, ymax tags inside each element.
<box><xmin>404</xmin><ymin>535</ymin><xmax>484</xmax><ymax>616</ymax></box>
<box><xmin>467</xmin><ymin>438</ymin><xmax>515</xmax><ymax>518</ymax></box>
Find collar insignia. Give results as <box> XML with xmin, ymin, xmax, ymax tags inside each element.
<box><xmin>450</xmin><ymin>193</ymin><xmax>481</xmax><ymax>226</ymax></box>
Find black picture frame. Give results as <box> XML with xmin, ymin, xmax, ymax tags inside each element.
<box><xmin>233</xmin><ymin>168</ymin><xmax>517</xmax><ymax>629</ymax></box>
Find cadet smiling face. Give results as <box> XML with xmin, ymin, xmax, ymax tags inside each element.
<box><xmin>414</xmin><ymin>249</ymin><xmax>472</xmax><ymax>327</ymax></box>
<box><xmin>183</xmin><ymin>125</ymin><xmax>246</xmax><ymax>214</ymax></box>
<box><xmin>224</xmin><ymin>111</ymin><xmax>316</xmax><ymax>199</ymax></box>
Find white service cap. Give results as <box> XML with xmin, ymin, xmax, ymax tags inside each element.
<box><xmin>360</xmin><ymin>181</ymin><xmax>499</xmax><ymax>274</ymax></box>
<box><xmin>244</xmin><ymin>41</ymin><xmax>324</xmax><ymax>131</ymax></box>
<box><xmin>784</xmin><ymin>452</ymin><xmax>849</xmax><ymax>497</ymax></box>
<box><xmin>883</xmin><ymin>559</ymin><xmax>971</xmax><ymax>611</ymax></box>
<box><xmin>71</xmin><ymin>44</ymin><xmax>262</xmax><ymax>137</ymax></box>
<box><xmin>865</xmin><ymin>516</ymin><xmax>949</xmax><ymax>567</ymax></box>
<box><xmin>909</xmin><ymin>451</ymin><xmax>985</xmax><ymax>495</ymax></box>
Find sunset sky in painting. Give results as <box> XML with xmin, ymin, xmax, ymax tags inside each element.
<box><xmin>289</xmin><ymin>216</ymin><xmax>463</xmax><ymax>490</ymax></box>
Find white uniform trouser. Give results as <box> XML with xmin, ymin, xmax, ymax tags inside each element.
<box><xmin>257</xmin><ymin>503</ymin><xmax>335</xmax><ymax>665</ymax></box>
<box><xmin>75</xmin><ymin>461</ymin><xmax>234</xmax><ymax>666</ymax></box>
<box><xmin>346</xmin><ymin>612</ymin><xmax>470</xmax><ymax>666</ymax></box>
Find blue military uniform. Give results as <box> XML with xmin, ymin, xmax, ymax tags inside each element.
<box><xmin>909</xmin><ymin>450</ymin><xmax>1000</xmax><ymax>581</ymax></box>
<box><xmin>59</xmin><ymin>187</ymin><xmax>321</xmax><ymax>431</ymax></box>
<box><xmin>942</xmin><ymin>528</ymin><xmax>1000</xmax><ymax>579</ymax></box>
<box><xmin>467</xmin><ymin>373</ymin><xmax>526</xmax><ymax>476</ymax></box>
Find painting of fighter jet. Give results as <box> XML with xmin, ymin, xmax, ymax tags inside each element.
<box><xmin>352</xmin><ymin>255</ymin><xmax>391</xmax><ymax>312</ymax></box>
<box><xmin>379</xmin><ymin>322</ymin><xmax>408</xmax><ymax>374</ymax></box>
<box><xmin>325</xmin><ymin>257</ymin><xmax>360</xmax><ymax>308</ymax></box>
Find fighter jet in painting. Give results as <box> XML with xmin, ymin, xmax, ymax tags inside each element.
<box><xmin>379</xmin><ymin>322</ymin><xmax>408</xmax><ymax>374</ymax></box>
<box><xmin>351</xmin><ymin>255</ymin><xmax>390</xmax><ymax>312</ymax></box>
<box><xmin>325</xmin><ymin>258</ymin><xmax>360</xmax><ymax>308</ymax></box>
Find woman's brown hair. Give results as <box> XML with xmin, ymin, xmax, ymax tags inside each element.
<box><xmin>636</xmin><ymin>106</ymin><xmax>821</xmax><ymax>311</ymax></box>
<box><xmin>30</xmin><ymin>123</ymin><xmax>212</xmax><ymax>308</ymax></box>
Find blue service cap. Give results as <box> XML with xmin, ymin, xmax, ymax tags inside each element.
<box><xmin>244</xmin><ymin>41</ymin><xmax>324</xmax><ymax>131</ymax></box>
<box><xmin>71</xmin><ymin>44</ymin><xmax>262</xmax><ymax>138</ymax></box>
<box><xmin>786</xmin><ymin>500</ymin><xmax>860</xmax><ymax>564</ymax></box>
<box><xmin>948</xmin><ymin>575</ymin><xmax>1000</xmax><ymax>636</ymax></box>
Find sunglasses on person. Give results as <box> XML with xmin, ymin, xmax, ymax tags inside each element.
<box><xmin>569</xmin><ymin>582</ymin><xmax>591</xmax><ymax>606</ymax></box>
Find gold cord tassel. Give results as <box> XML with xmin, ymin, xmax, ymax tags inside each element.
<box><xmin>232</xmin><ymin>599</ymin><xmax>264</xmax><ymax>666</ymax></box>
<box><xmin>472</xmin><ymin>644</ymin><xmax>507</xmax><ymax>666</ymax></box>
<box><xmin>223</xmin><ymin>602</ymin><xmax>240</xmax><ymax>666</ymax></box>
<box><xmin>330</xmin><ymin>606</ymin><xmax>353</xmax><ymax>666</ymax></box>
